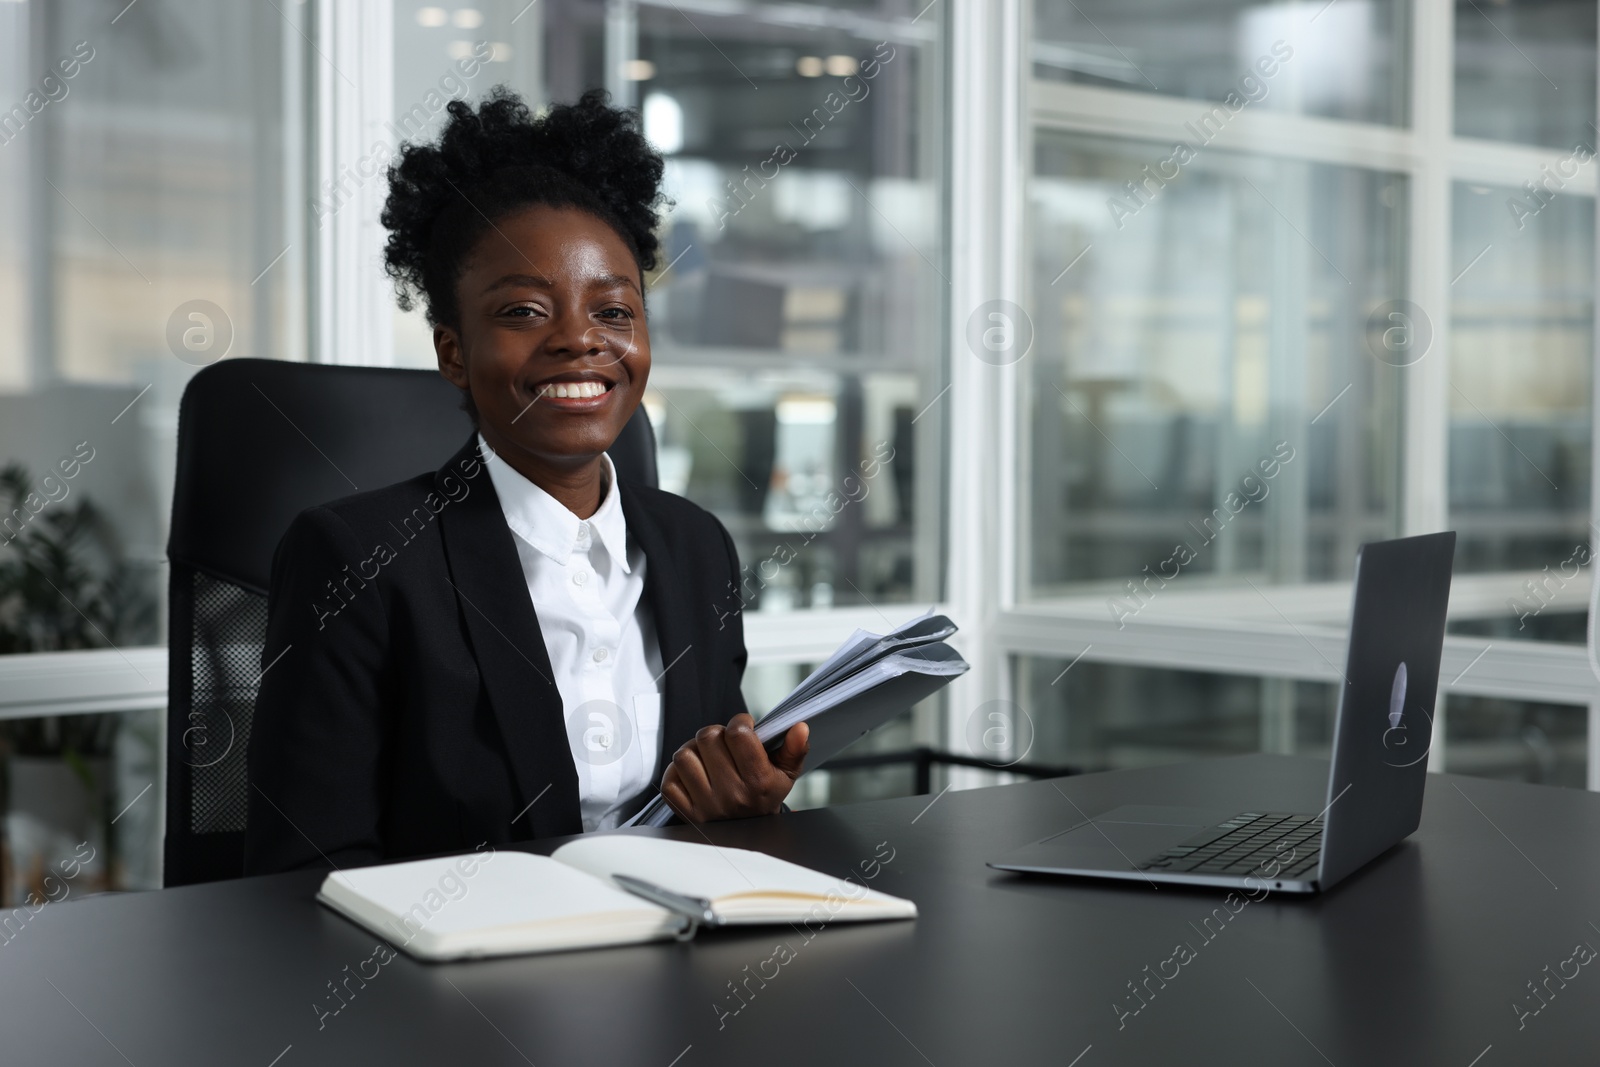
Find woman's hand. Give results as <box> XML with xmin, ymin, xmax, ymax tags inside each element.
<box><xmin>660</xmin><ymin>715</ymin><xmax>809</xmax><ymax>822</ymax></box>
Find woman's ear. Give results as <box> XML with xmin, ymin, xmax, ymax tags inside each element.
<box><xmin>435</xmin><ymin>324</ymin><xmax>468</xmax><ymax>389</ymax></box>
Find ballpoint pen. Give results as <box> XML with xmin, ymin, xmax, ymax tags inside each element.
<box><xmin>613</xmin><ymin>874</ymin><xmax>722</xmax><ymax>941</ymax></box>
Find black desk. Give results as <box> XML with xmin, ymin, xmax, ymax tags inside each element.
<box><xmin>5</xmin><ymin>754</ymin><xmax>1598</xmax><ymax>1065</ymax></box>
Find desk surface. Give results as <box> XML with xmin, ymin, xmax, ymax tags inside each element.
<box><xmin>4</xmin><ymin>754</ymin><xmax>1598</xmax><ymax>1066</ymax></box>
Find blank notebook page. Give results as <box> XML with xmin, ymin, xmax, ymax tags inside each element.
<box><xmin>552</xmin><ymin>836</ymin><xmax>913</xmax><ymax>912</ymax></box>
<box><xmin>325</xmin><ymin>853</ymin><xmax>671</xmax><ymax>943</ymax></box>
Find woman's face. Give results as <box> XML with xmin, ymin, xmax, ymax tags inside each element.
<box><xmin>436</xmin><ymin>204</ymin><xmax>650</xmax><ymax>470</ymax></box>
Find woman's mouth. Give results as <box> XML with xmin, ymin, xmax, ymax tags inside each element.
<box><xmin>530</xmin><ymin>376</ymin><xmax>617</xmax><ymax>411</ymax></box>
<box><xmin>538</xmin><ymin>380</ymin><xmax>611</xmax><ymax>400</ymax></box>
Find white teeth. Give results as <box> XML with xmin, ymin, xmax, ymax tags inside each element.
<box><xmin>540</xmin><ymin>381</ymin><xmax>607</xmax><ymax>399</ymax></box>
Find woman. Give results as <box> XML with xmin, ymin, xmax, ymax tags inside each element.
<box><xmin>244</xmin><ymin>89</ymin><xmax>807</xmax><ymax>874</ymax></box>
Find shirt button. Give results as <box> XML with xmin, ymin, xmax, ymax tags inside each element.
<box><xmin>593</xmin><ymin>648</ymin><xmax>609</xmax><ymax>663</ymax></box>
<box><xmin>572</xmin><ymin>570</ymin><xmax>589</xmax><ymax>586</ymax></box>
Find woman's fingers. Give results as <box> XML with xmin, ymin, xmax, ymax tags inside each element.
<box><xmin>722</xmin><ymin>714</ymin><xmax>774</xmax><ymax>786</ymax></box>
<box><xmin>668</xmin><ymin>743</ymin><xmax>716</xmax><ymax>815</ymax></box>
<box><xmin>769</xmin><ymin>722</ymin><xmax>810</xmax><ymax>779</ymax></box>
<box><xmin>660</xmin><ymin>774</ymin><xmax>696</xmax><ymax>821</ymax></box>
<box><xmin>693</xmin><ymin>724</ymin><xmax>749</xmax><ymax>811</ymax></box>
<box><xmin>665</xmin><ymin>714</ymin><xmax>807</xmax><ymax>822</ymax></box>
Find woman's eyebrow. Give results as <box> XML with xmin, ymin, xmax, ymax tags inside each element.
<box><xmin>482</xmin><ymin>272</ymin><xmax>639</xmax><ymax>295</ymax></box>
<box><xmin>592</xmin><ymin>273</ymin><xmax>641</xmax><ymax>294</ymax></box>
<box><xmin>483</xmin><ymin>272</ymin><xmax>554</xmax><ymax>294</ymax></box>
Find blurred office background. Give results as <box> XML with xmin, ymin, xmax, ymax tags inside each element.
<box><xmin>0</xmin><ymin>0</ymin><xmax>1593</xmax><ymax>899</ymax></box>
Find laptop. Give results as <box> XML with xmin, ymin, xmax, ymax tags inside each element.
<box><xmin>989</xmin><ymin>531</ymin><xmax>1456</xmax><ymax>895</ymax></box>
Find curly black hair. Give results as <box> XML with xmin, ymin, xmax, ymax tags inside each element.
<box><xmin>381</xmin><ymin>86</ymin><xmax>666</xmax><ymax>330</ymax></box>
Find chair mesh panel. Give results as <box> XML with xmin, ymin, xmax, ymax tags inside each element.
<box><xmin>187</xmin><ymin>571</ymin><xmax>267</xmax><ymax>834</ymax></box>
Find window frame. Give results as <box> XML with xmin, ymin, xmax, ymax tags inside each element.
<box><xmin>1004</xmin><ymin>0</ymin><xmax>1600</xmax><ymax>787</ymax></box>
<box><xmin>0</xmin><ymin>0</ymin><xmax>969</xmax><ymax>723</ymax></box>
<box><xmin>3</xmin><ymin>0</ymin><xmax>1598</xmax><ymax>794</ymax></box>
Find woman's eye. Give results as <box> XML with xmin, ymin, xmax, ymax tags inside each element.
<box><xmin>598</xmin><ymin>307</ymin><xmax>633</xmax><ymax>322</ymax></box>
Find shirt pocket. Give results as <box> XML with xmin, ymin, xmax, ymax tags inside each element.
<box><xmin>633</xmin><ymin>691</ymin><xmax>663</xmax><ymax>777</ymax></box>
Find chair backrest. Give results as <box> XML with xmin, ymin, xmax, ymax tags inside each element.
<box><xmin>163</xmin><ymin>359</ymin><xmax>657</xmax><ymax>886</ymax></box>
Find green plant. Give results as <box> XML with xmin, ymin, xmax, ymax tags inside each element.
<box><xmin>0</xmin><ymin>461</ymin><xmax>160</xmax><ymax>900</ymax></box>
<box><xmin>0</xmin><ymin>458</ymin><xmax>158</xmax><ymax>801</ymax></box>
<box><xmin>0</xmin><ymin>462</ymin><xmax>155</xmax><ymax>659</ymax></box>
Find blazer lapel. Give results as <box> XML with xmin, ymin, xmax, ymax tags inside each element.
<box><xmin>434</xmin><ymin>436</ymin><xmax>582</xmax><ymax>838</ymax></box>
<box><xmin>620</xmin><ymin>483</ymin><xmax>705</xmax><ymax>764</ymax></box>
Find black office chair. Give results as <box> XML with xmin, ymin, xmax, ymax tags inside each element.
<box><xmin>163</xmin><ymin>358</ymin><xmax>657</xmax><ymax>887</ymax></box>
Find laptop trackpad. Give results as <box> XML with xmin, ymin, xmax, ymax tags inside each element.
<box><xmin>994</xmin><ymin>805</ymin><xmax>1240</xmax><ymax>873</ymax></box>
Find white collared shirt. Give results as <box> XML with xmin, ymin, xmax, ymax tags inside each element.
<box><xmin>479</xmin><ymin>435</ymin><xmax>664</xmax><ymax>832</ymax></box>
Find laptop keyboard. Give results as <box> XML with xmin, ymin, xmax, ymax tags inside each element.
<box><xmin>1137</xmin><ymin>812</ymin><xmax>1322</xmax><ymax>879</ymax></box>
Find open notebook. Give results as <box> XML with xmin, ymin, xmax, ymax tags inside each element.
<box><xmin>318</xmin><ymin>837</ymin><xmax>917</xmax><ymax>961</ymax></box>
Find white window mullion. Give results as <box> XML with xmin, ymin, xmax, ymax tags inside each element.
<box><xmin>996</xmin><ymin>608</ymin><xmax>1598</xmax><ymax>707</ymax></box>
<box><xmin>943</xmin><ymin>0</ymin><xmax>1022</xmax><ymax>771</ymax></box>
<box><xmin>1451</xmin><ymin>135</ymin><xmax>1598</xmax><ymax>194</ymax></box>
<box><xmin>1402</xmin><ymin>0</ymin><xmax>1453</xmax><ymax>538</ymax></box>
<box><xmin>310</xmin><ymin>0</ymin><xmax>395</xmax><ymax>367</ymax></box>
<box><xmin>1031</xmin><ymin>80</ymin><xmax>1420</xmax><ymax>172</ymax></box>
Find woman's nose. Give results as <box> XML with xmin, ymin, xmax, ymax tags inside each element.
<box><xmin>544</xmin><ymin>308</ymin><xmax>601</xmax><ymax>356</ymax></box>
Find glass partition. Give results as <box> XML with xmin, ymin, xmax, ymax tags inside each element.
<box><xmin>1016</xmin><ymin>655</ymin><xmax>1339</xmax><ymax>772</ymax></box>
<box><xmin>0</xmin><ymin>0</ymin><xmax>307</xmax><ymax>897</ymax></box>
<box><xmin>392</xmin><ymin>0</ymin><xmax>949</xmax><ymax>613</ymax></box>
<box><xmin>1025</xmin><ymin>129</ymin><xmax>1407</xmax><ymax>597</ymax></box>
<box><xmin>1449</xmin><ymin>179</ymin><xmax>1592</xmax><ymax>577</ymax></box>
<box><xmin>1032</xmin><ymin>0</ymin><xmax>1411</xmax><ymax>126</ymax></box>
<box><xmin>1454</xmin><ymin>0</ymin><xmax>1596</xmax><ymax>148</ymax></box>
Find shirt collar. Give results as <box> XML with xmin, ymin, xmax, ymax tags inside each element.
<box><xmin>478</xmin><ymin>434</ymin><xmax>631</xmax><ymax>572</ymax></box>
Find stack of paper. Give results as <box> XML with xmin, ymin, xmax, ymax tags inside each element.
<box><xmin>626</xmin><ymin>611</ymin><xmax>968</xmax><ymax>828</ymax></box>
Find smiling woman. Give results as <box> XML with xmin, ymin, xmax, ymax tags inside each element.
<box><xmin>243</xmin><ymin>89</ymin><xmax>808</xmax><ymax>875</ymax></box>
<box><xmin>435</xmin><ymin>201</ymin><xmax>652</xmax><ymax>517</ymax></box>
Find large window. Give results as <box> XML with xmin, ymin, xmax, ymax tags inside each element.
<box><xmin>0</xmin><ymin>0</ymin><xmax>307</xmax><ymax>897</ymax></box>
<box><xmin>1013</xmin><ymin>0</ymin><xmax>1599</xmax><ymax>786</ymax></box>
<box><xmin>1026</xmin><ymin>134</ymin><xmax>1407</xmax><ymax>593</ymax></box>
<box><xmin>392</xmin><ymin>0</ymin><xmax>948</xmax><ymax>615</ymax></box>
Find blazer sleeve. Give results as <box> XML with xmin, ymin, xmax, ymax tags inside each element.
<box><xmin>713</xmin><ymin>514</ymin><xmax>750</xmax><ymax>719</ymax></box>
<box><xmin>244</xmin><ymin>506</ymin><xmax>393</xmax><ymax>874</ymax></box>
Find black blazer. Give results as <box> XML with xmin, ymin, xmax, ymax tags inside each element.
<box><xmin>243</xmin><ymin>435</ymin><xmax>747</xmax><ymax>874</ymax></box>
